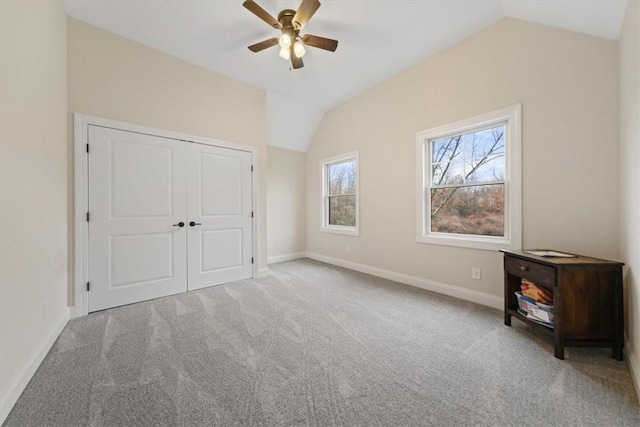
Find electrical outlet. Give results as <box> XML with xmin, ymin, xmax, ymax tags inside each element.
<box><xmin>471</xmin><ymin>267</ymin><xmax>481</xmax><ymax>280</ymax></box>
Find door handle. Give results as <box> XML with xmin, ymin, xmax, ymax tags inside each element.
<box><xmin>189</xmin><ymin>221</ymin><xmax>202</xmax><ymax>227</ymax></box>
<box><xmin>172</xmin><ymin>222</ymin><xmax>185</xmax><ymax>228</ymax></box>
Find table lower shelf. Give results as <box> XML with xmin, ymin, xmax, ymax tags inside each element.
<box><xmin>505</xmin><ymin>308</ymin><xmax>623</xmax><ymax>361</ymax></box>
<box><xmin>506</xmin><ymin>308</ymin><xmax>553</xmax><ymax>334</ymax></box>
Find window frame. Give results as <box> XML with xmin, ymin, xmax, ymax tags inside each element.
<box><xmin>415</xmin><ymin>104</ymin><xmax>522</xmax><ymax>251</ymax></box>
<box><xmin>320</xmin><ymin>151</ymin><xmax>360</xmax><ymax>236</ymax></box>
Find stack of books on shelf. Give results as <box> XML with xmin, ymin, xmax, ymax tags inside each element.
<box><xmin>516</xmin><ymin>278</ymin><xmax>554</xmax><ymax>328</ymax></box>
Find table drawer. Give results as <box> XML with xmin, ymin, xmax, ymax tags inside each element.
<box><xmin>504</xmin><ymin>256</ymin><xmax>556</xmax><ymax>288</ymax></box>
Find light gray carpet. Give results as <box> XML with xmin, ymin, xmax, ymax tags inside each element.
<box><xmin>5</xmin><ymin>259</ymin><xmax>640</xmax><ymax>426</ymax></box>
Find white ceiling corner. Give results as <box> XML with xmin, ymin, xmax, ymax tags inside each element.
<box><xmin>267</xmin><ymin>92</ymin><xmax>323</xmax><ymax>152</ymax></box>
<box><xmin>500</xmin><ymin>0</ymin><xmax>628</xmax><ymax>41</ymax></box>
<box><xmin>62</xmin><ymin>0</ymin><xmax>629</xmax><ymax>152</ymax></box>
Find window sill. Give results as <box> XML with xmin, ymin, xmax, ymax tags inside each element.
<box><xmin>417</xmin><ymin>233</ymin><xmax>520</xmax><ymax>251</ymax></box>
<box><xmin>321</xmin><ymin>226</ymin><xmax>360</xmax><ymax>236</ymax></box>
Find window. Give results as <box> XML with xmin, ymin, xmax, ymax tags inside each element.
<box><xmin>416</xmin><ymin>105</ymin><xmax>521</xmax><ymax>250</ymax></box>
<box><xmin>321</xmin><ymin>151</ymin><xmax>359</xmax><ymax>235</ymax></box>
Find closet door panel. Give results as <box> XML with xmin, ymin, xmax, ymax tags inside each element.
<box><xmin>200</xmin><ymin>154</ymin><xmax>243</xmax><ymax>215</ymax></box>
<box><xmin>88</xmin><ymin>126</ymin><xmax>188</xmax><ymax>312</ymax></box>
<box><xmin>201</xmin><ymin>229</ymin><xmax>243</xmax><ymax>271</ymax></box>
<box><xmin>187</xmin><ymin>144</ymin><xmax>252</xmax><ymax>290</ymax></box>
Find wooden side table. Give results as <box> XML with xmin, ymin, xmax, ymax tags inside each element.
<box><xmin>501</xmin><ymin>249</ymin><xmax>624</xmax><ymax>360</ymax></box>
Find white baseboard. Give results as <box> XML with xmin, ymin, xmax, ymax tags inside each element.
<box><xmin>0</xmin><ymin>308</ymin><xmax>70</xmax><ymax>424</ymax></box>
<box><xmin>305</xmin><ymin>252</ymin><xmax>503</xmax><ymax>310</ymax></box>
<box><xmin>258</xmin><ymin>267</ymin><xmax>270</xmax><ymax>278</ymax></box>
<box><xmin>268</xmin><ymin>252</ymin><xmax>306</xmax><ymax>264</ymax></box>
<box><xmin>625</xmin><ymin>335</ymin><xmax>640</xmax><ymax>403</ymax></box>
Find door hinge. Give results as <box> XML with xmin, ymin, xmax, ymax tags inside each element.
<box><xmin>86</xmin><ymin>143</ymin><xmax>89</xmax><ymax>153</ymax></box>
<box><xmin>251</xmin><ymin>165</ymin><xmax>254</xmax><ymax>172</ymax></box>
<box><xmin>86</xmin><ymin>212</ymin><xmax>90</xmax><ymax>222</ymax></box>
<box><xmin>251</xmin><ymin>257</ymin><xmax>254</xmax><ymax>264</ymax></box>
<box><xmin>251</xmin><ymin>211</ymin><xmax>254</xmax><ymax>218</ymax></box>
<box><xmin>86</xmin><ymin>282</ymin><xmax>90</xmax><ymax>291</ymax></box>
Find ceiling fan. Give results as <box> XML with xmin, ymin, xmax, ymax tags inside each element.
<box><xmin>243</xmin><ymin>0</ymin><xmax>338</xmax><ymax>70</ymax></box>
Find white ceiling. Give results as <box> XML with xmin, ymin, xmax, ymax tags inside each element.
<box><xmin>62</xmin><ymin>0</ymin><xmax>629</xmax><ymax>151</ymax></box>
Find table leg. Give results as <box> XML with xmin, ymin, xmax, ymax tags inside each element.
<box><xmin>554</xmin><ymin>334</ymin><xmax>564</xmax><ymax>360</ymax></box>
<box><xmin>504</xmin><ymin>312</ymin><xmax>511</xmax><ymax>326</ymax></box>
<box><xmin>613</xmin><ymin>346</ymin><xmax>623</xmax><ymax>361</ymax></box>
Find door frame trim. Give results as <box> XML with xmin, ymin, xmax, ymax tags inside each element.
<box><xmin>72</xmin><ymin>113</ymin><xmax>259</xmax><ymax>317</ymax></box>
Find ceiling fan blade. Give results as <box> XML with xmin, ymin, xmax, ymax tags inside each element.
<box><xmin>242</xmin><ymin>0</ymin><xmax>281</xmax><ymax>29</ymax></box>
<box><xmin>301</xmin><ymin>34</ymin><xmax>338</xmax><ymax>52</ymax></box>
<box><xmin>248</xmin><ymin>38</ymin><xmax>279</xmax><ymax>53</ymax></box>
<box><xmin>291</xmin><ymin>54</ymin><xmax>304</xmax><ymax>70</ymax></box>
<box><xmin>292</xmin><ymin>0</ymin><xmax>321</xmax><ymax>30</ymax></box>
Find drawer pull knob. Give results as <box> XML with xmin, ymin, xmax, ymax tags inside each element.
<box><xmin>519</xmin><ymin>266</ymin><xmax>528</xmax><ymax>272</ymax></box>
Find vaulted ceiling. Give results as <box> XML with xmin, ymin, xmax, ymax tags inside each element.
<box><xmin>63</xmin><ymin>1</ymin><xmax>629</xmax><ymax>151</ymax></box>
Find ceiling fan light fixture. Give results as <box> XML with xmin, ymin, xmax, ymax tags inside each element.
<box><xmin>278</xmin><ymin>33</ymin><xmax>291</xmax><ymax>49</ymax></box>
<box><xmin>293</xmin><ymin>40</ymin><xmax>306</xmax><ymax>58</ymax></box>
<box><xmin>279</xmin><ymin>46</ymin><xmax>291</xmax><ymax>60</ymax></box>
<box><xmin>244</xmin><ymin>0</ymin><xmax>337</xmax><ymax>69</ymax></box>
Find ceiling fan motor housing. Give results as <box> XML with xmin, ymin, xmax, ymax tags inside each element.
<box><xmin>278</xmin><ymin>9</ymin><xmax>299</xmax><ymax>38</ymax></box>
<box><xmin>278</xmin><ymin>9</ymin><xmax>296</xmax><ymax>27</ymax></box>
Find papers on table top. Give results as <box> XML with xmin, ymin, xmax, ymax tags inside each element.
<box><xmin>525</xmin><ymin>250</ymin><xmax>576</xmax><ymax>258</ymax></box>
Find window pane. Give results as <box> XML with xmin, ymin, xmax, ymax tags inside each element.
<box><xmin>432</xmin><ymin>135</ymin><xmax>463</xmax><ymax>165</ymax></box>
<box><xmin>465</xmin><ymin>154</ymin><xmax>505</xmax><ymax>183</ymax></box>
<box><xmin>430</xmin><ymin>184</ymin><xmax>504</xmax><ymax>236</ymax></box>
<box><xmin>328</xmin><ymin>160</ymin><xmax>356</xmax><ymax>196</ymax></box>
<box><xmin>462</xmin><ymin>125</ymin><xmax>505</xmax><ymax>158</ymax></box>
<box><xmin>329</xmin><ymin>195</ymin><xmax>356</xmax><ymax>226</ymax></box>
<box><xmin>433</xmin><ymin>160</ymin><xmax>464</xmax><ymax>185</ymax></box>
<box><xmin>431</xmin><ymin>123</ymin><xmax>505</xmax><ymax>186</ymax></box>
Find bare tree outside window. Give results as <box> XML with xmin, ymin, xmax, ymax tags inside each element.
<box><xmin>327</xmin><ymin>160</ymin><xmax>356</xmax><ymax>226</ymax></box>
<box><xmin>429</xmin><ymin>124</ymin><xmax>506</xmax><ymax>236</ymax></box>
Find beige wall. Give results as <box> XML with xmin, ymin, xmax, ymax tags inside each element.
<box><xmin>306</xmin><ymin>18</ymin><xmax>620</xmax><ymax>301</ymax></box>
<box><xmin>67</xmin><ymin>18</ymin><xmax>269</xmax><ymax>289</ymax></box>
<box><xmin>620</xmin><ymin>0</ymin><xmax>640</xmax><ymax>394</ymax></box>
<box><xmin>0</xmin><ymin>0</ymin><xmax>69</xmax><ymax>416</ymax></box>
<box><xmin>267</xmin><ymin>146</ymin><xmax>306</xmax><ymax>262</ymax></box>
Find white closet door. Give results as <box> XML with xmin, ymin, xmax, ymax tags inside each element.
<box><xmin>88</xmin><ymin>126</ymin><xmax>188</xmax><ymax>312</ymax></box>
<box><xmin>187</xmin><ymin>143</ymin><xmax>253</xmax><ymax>290</ymax></box>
